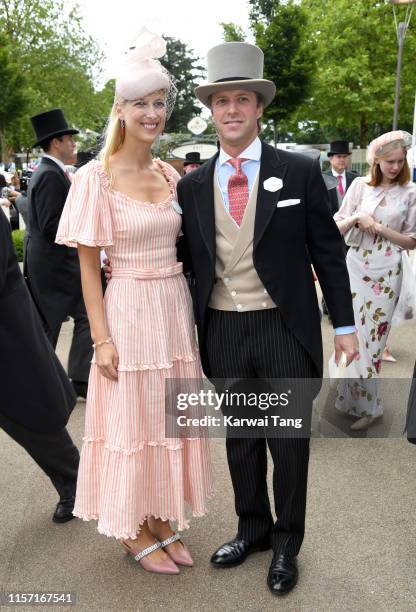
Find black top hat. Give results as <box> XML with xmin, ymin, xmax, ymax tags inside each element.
<box><xmin>327</xmin><ymin>140</ymin><xmax>351</xmax><ymax>156</ymax></box>
<box><xmin>31</xmin><ymin>108</ymin><xmax>79</xmax><ymax>147</ymax></box>
<box><xmin>183</xmin><ymin>152</ymin><xmax>203</xmax><ymax>166</ymax></box>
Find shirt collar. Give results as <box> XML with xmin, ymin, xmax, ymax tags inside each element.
<box><xmin>43</xmin><ymin>154</ymin><xmax>66</xmax><ymax>173</ymax></box>
<box><xmin>331</xmin><ymin>168</ymin><xmax>346</xmax><ymax>179</ymax></box>
<box><xmin>219</xmin><ymin>136</ymin><xmax>261</xmax><ymax>166</ymax></box>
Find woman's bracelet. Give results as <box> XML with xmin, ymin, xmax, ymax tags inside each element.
<box><xmin>92</xmin><ymin>337</ymin><xmax>113</xmax><ymax>349</ymax></box>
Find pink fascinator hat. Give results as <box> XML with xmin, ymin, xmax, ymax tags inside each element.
<box><xmin>115</xmin><ymin>28</ymin><xmax>172</xmax><ymax>101</ymax></box>
<box><xmin>367</xmin><ymin>130</ymin><xmax>412</xmax><ymax>165</ymax></box>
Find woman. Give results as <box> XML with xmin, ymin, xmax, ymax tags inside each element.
<box><xmin>56</xmin><ymin>31</ymin><xmax>212</xmax><ymax>573</ymax></box>
<box><xmin>333</xmin><ymin>131</ymin><xmax>416</xmax><ymax>430</ymax></box>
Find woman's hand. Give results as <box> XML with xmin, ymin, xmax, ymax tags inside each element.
<box><xmin>356</xmin><ymin>212</ymin><xmax>377</xmax><ymax>235</ymax></box>
<box><xmin>102</xmin><ymin>257</ymin><xmax>113</xmax><ymax>282</ymax></box>
<box><xmin>95</xmin><ymin>342</ymin><xmax>119</xmax><ymax>381</ymax></box>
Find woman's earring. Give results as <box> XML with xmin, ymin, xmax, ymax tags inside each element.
<box><xmin>120</xmin><ymin>119</ymin><xmax>125</xmax><ymax>141</ymax></box>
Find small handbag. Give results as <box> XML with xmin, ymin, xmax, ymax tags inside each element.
<box><xmin>391</xmin><ymin>250</ymin><xmax>416</xmax><ymax>325</ymax></box>
<box><xmin>344</xmin><ymin>223</ymin><xmax>363</xmax><ymax>248</ymax></box>
<box><xmin>343</xmin><ymin>178</ymin><xmax>365</xmax><ymax>248</ymax></box>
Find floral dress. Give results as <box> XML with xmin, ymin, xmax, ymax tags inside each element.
<box><xmin>333</xmin><ymin>177</ymin><xmax>416</xmax><ymax>418</ymax></box>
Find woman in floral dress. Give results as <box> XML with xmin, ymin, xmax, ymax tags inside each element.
<box><xmin>333</xmin><ymin>131</ymin><xmax>416</xmax><ymax>430</ymax></box>
<box><xmin>56</xmin><ymin>31</ymin><xmax>212</xmax><ymax>574</ymax></box>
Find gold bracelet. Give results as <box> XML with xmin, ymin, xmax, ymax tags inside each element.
<box><xmin>92</xmin><ymin>337</ymin><xmax>113</xmax><ymax>349</ymax></box>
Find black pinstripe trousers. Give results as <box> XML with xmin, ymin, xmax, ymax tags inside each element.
<box><xmin>205</xmin><ymin>307</ymin><xmax>316</xmax><ymax>556</ymax></box>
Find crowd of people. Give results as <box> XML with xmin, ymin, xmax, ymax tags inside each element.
<box><xmin>1</xmin><ymin>30</ymin><xmax>416</xmax><ymax>598</ymax></box>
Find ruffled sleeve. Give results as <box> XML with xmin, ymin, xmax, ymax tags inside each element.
<box><xmin>334</xmin><ymin>176</ymin><xmax>366</xmax><ymax>221</ymax></box>
<box><xmin>401</xmin><ymin>184</ymin><xmax>416</xmax><ymax>239</ymax></box>
<box><xmin>158</xmin><ymin>159</ymin><xmax>181</xmax><ymax>186</ymax></box>
<box><xmin>55</xmin><ymin>160</ymin><xmax>114</xmax><ymax>248</ymax></box>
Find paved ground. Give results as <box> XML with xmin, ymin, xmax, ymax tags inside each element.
<box><xmin>1</xmin><ymin>304</ymin><xmax>416</xmax><ymax>612</ymax></box>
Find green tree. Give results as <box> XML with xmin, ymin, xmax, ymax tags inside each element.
<box><xmin>249</xmin><ymin>0</ymin><xmax>316</xmax><ymax>142</ymax></box>
<box><xmin>300</xmin><ymin>0</ymin><xmax>416</xmax><ymax>146</ymax></box>
<box><xmin>161</xmin><ymin>36</ymin><xmax>205</xmax><ymax>133</ymax></box>
<box><xmin>1</xmin><ymin>0</ymin><xmax>105</xmax><ymax>152</ymax></box>
<box><xmin>220</xmin><ymin>22</ymin><xmax>246</xmax><ymax>42</ymax></box>
<box><xmin>0</xmin><ymin>32</ymin><xmax>28</xmax><ymax>161</ymax></box>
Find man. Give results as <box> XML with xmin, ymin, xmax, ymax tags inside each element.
<box><xmin>182</xmin><ymin>151</ymin><xmax>204</xmax><ymax>175</ymax></box>
<box><xmin>176</xmin><ymin>42</ymin><xmax>358</xmax><ymax>595</ymax></box>
<box><xmin>324</xmin><ymin>140</ymin><xmax>358</xmax><ymax>206</ymax></box>
<box><xmin>322</xmin><ymin>141</ymin><xmax>358</xmax><ymax>315</ymax></box>
<box><xmin>25</xmin><ymin>109</ymin><xmax>92</xmax><ymax>399</ymax></box>
<box><xmin>0</xmin><ymin>208</ymin><xmax>79</xmax><ymax>522</ymax></box>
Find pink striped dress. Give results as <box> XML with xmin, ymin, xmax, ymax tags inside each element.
<box><xmin>56</xmin><ymin>159</ymin><xmax>212</xmax><ymax>539</ymax></box>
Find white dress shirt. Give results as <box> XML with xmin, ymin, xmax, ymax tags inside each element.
<box><xmin>42</xmin><ymin>154</ymin><xmax>67</xmax><ymax>173</ymax></box>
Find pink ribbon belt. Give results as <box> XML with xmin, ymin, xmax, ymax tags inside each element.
<box><xmin>111</xmin><ymin>262</ymin><xmax>183</xmax><ymax>280</ymax></box>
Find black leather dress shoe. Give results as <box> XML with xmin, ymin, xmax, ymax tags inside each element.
<box><xmin>211</xmin><ymin>536</ymin><xmax>271</xmax><ymax>568</ymax></box>
<box><xmin>52</xmin><ymin>497</ymin><xmax>76</xmax><ymax>523</ymax></box>
<box><xmin>267</xmin><ymin>553</ymin><xmax>298</xmax><ymax>595</ymax></box>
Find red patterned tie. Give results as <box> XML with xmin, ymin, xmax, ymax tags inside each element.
<box><xmin>227</xmin><ymin>158</ymin><xmax>249</xmax><ymax>226</ymax></box>
<box><xmin>336</xmin><ymin>175</ymin><xmax>344</xmax><ymax>197</ymax></box>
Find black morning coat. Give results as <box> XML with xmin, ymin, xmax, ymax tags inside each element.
<box><xmin>24</xmin><ymin>157</ymin><xmax>82</xmax><ymax>327</ymax></box>
<box><xmin>324</xmin><ymin>169</ymin><xmax>359</xmax><ymax>214</ymax></box>
<box><xmin>176</xmin><ymin>141</ymin><xmax>355</xmax><ymax>381</ymax></box>
<box><xmin>0</xmin><ymin>209</ymin><xmax>76</xmax><ymax>433</ymax></box>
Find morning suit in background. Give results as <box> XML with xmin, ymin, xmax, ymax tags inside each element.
<box><xmin>25</xmin><ymin>156</ymin><xmax>92</xmax><ymax>386</ymax></box>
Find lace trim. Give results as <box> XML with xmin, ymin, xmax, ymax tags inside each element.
<box><xmin>55</xmin><ymin>234</ymin><xmax>114</xmax><ymax>248</ymax></box>
<box><xmin>81</xmin><ymin>437</ymin><xmax>207</xmax><ymax>454</ymax></box>
<box><xmin>73</xmin><ymin>503</ymin><xmax>213</xmax><ymax>540</ymax></box>
<box><xmin>90</xmin><ymin>159</ymin><xmax>177</xmax><ymax>209</ymax></box>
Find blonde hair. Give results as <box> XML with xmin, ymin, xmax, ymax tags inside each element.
<box><xmin>99</xmin><ymin>99</ymin><xmax>125</xmax><ymax>185</ymax></box>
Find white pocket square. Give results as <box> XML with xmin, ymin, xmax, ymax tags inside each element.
<box><xmin>276</xmin><ymin>199</ymin><xmax>301</xmax><ymax>208</ymax></box>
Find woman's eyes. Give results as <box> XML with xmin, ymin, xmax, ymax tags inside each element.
<box><xmin>134</xmin><ymin>100</ymin><xmax>165</xmax><ymax>108</ymax></box>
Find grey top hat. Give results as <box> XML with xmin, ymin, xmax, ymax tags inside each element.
<box><xmin>195</xmin><ymin>42</ymin><xmax>276</xmax><ymax>108</ymax></box>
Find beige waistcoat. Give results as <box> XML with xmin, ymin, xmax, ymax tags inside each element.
<box><xmin>208</xmin><ymin>169</ymin><xmax>277</xmax><ymax>312</ymax></box>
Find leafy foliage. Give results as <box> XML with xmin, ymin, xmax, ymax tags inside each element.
<box><xmin>299</xmin><ymin>0</ymin><xmax>416</xmax><ymax>146</ymax></box>
<box><xmin>0</xmin><ymin>0</ymin><xmax>105</xmax><ymax>155</ymax></box>
<box><xmin>161</xmin><ymin>36</ymin><xmax>205</xmax><ymax>133</ymax></box>
<box><xmin>221</xmin><ymin>22</ymin><xmax>246</xmax><ymax>42</ymax></box>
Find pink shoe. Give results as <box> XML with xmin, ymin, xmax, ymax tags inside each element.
<box><xmin>160</xmin><ymin>533</ymin><xmax>194</xmax><ymax>567</ymax></box>
<box><xmin>122</xmin><ymin>540</ymin><xmax>180</xmax><ymax>574</ymax></box>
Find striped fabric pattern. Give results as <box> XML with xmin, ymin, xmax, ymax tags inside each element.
<box><xmin>56</xmin><ymin>160</ymin><xmax>213</xmax><ymax>539</ymax></box>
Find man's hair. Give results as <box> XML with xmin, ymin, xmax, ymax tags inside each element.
<box><xmin>367</xmin><ymin>150</ymin><xmax>410</xmax><ymax>187</ymax></box>
<box><xmin>40</xmin><ymin>136</ymin><xmax>63</xmax><ymax>153</ymax></box>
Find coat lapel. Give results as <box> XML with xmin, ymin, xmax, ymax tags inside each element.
<box><xmin>190</xmin><ymin>154</ymin><xmax>218</xmax><ymax>264</ymax></box>
<box><xmin>254</xmin><ymin>142</ymin><xmax>288</xmax><ymax>249</ymax></box>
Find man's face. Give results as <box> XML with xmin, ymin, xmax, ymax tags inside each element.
<box><xmin>211</xmin><ymin>89</ymin><xmax>262</xmax><ymax>150</ymax></box>
<box><xmin>329</xmin><ymin>153</ymin><xmax>349</xmax><ymax>174</ymax></box>
<box><xmin>183</xmin><ymin>163</ymin><xmax>200</xmax><ymax>175</ymax></box>
<box><xmin>55</xmin><ymin>135</ymin><xmax>77</xmax><ymax>165</ymax></box>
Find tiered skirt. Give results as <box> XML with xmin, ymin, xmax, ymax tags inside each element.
<box><xmin>73</xmin><ymin>273</ymin><xmax>213</xmax><ymax>539</ymax></box>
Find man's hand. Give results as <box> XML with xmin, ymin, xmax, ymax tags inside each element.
<box><xmin>102</xmin><ymin>257</ymin><xmax>112</xmax><ymax>282</ymax></box>
<box><xmin>334</xmin><ymin>332</ymin><xmax>359</xmax><ymax>366</ymax></box>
